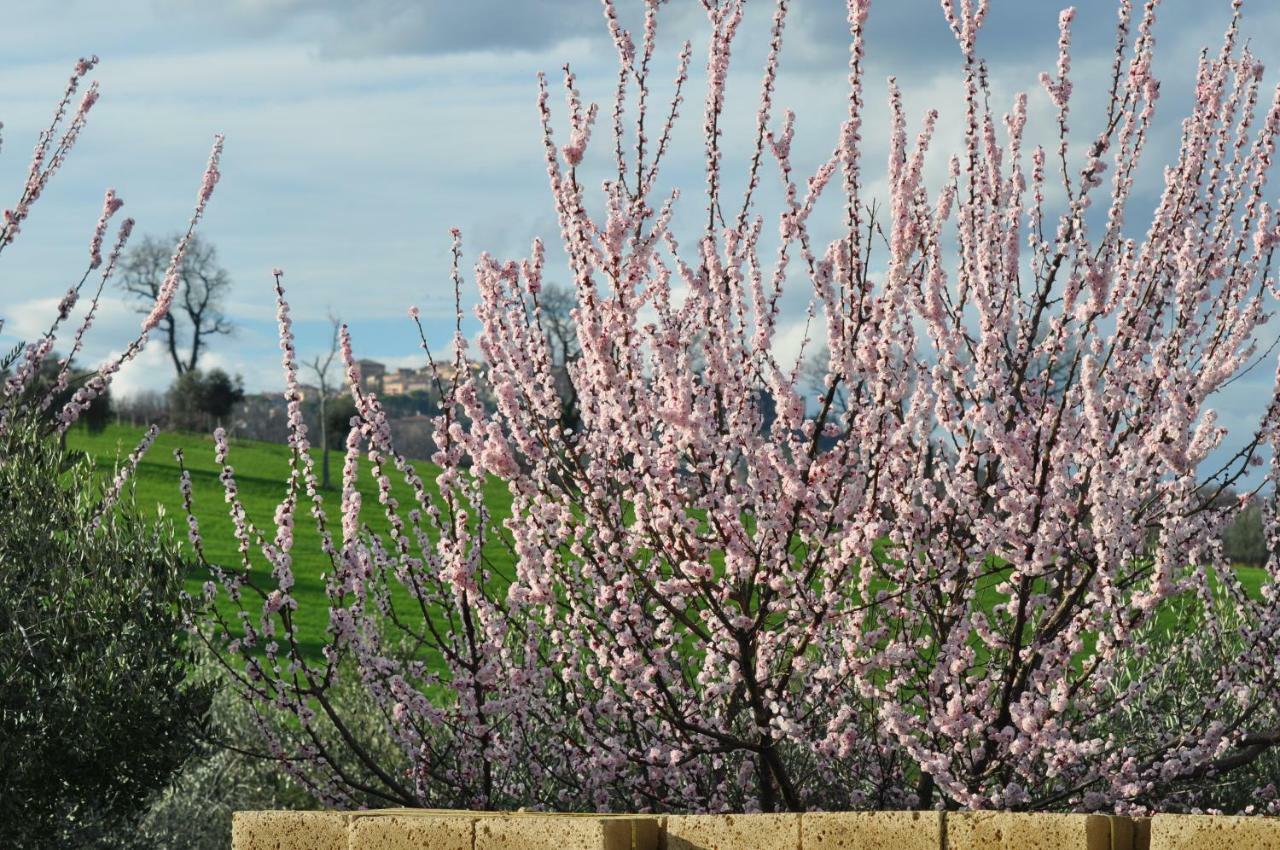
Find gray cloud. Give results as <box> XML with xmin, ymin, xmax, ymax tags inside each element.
<box><xmin>786</xmin><ymin>0</ymin><xmax>1277</xmax><ymax>85</ymax></box>
<box><xmin>168</xmin><ymin>0</ymin><xmax>601</xmax><ymax>58</ymax></box>
<box><xmin>2</xmin><ymin>0</ymin><xmax>1279</xmax><ymax>429</ymax></box>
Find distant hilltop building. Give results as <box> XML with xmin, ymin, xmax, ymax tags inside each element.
<box><xmin>349</xmin><ymin>358</ymin><xmax>478</xmax><ymax>396</ymax></box>
<box><xmin>354</xmin><ymin>359</ymin><xmax>386</xmax><ymax>393</ymax></box>
<box><xmin>383</xmin><ymin>367</ymin><xmax>432</xmax><ymax>396</ymax></box>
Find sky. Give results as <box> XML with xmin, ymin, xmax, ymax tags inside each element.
<box><xmin>1</xmin><ymin>0</ymin><xmax>1279</xmax><ymax>475</ymax></box>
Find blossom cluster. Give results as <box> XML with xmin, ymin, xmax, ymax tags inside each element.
<box><xmin>195</xmin><ymin>0</ymin><xmax>1280</xmax><ymax>815</ymax></box>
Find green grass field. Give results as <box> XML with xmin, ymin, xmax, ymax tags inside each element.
<box><xmin>68</xmin><ymin>423</ymin><xmax>1269</xmax><ymax>663</ymax></box>
<box><xmin>68</xmin><ymin>423</ymin><xmax>515</xmax><ymax>659</ymax></box>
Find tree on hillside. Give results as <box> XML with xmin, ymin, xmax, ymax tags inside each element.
<box><xmin>1219</xmin><ymin>490</ymin><xmax>1268</xmax><ymax>567</ymax></box>
<box><xmin>169</xmin><ymin>368</ymin><xmax>244</xmax><ymax>431</ymax></box>
<box><xmin>199</xmin><ymin>369</ymin><xmax>244</xmax><ymax>422</ymax></box>
<box><xmin>0</xmin><ymin>350</ymin><xmax>112</xmax><ymax>434</ymax></box>
<box><xmin>800</xmin><ymin>346</ymin><xmax>848</xmax><ymax>417</ymax></box>
<box><xmin>535</xmin><ymin>283</ymin><xmax>582</xmax><ymax>430</ymax></box>
<box><xmin>323</xmin><ymin>394</ymin><xmax>357</xmax><ymax>453</ymax></box>
<box><xmin>303</xmin><ymin>312</ymin><xmax>342</xmax><ymax>489</ymax></box>
<box><xmin>119</xmin><ymin>233</ymin><xmax>233</xmax><ymax>377</ymax></box>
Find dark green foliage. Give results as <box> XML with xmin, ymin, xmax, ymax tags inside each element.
<box><xmin>0</xmin><ymin>415</ymin><xmax>209</xmax><ymax>848</ymax></box>
<box><xmin>79</xmin><ymin>385</ymin><xmax>113</xmax><ymax>434</ymax></box>
<box><xmin>197</xmin><ymin>369</ymin><xmax>244</xmax><ymax>421</ymax></box>
<box><xmin>169</xmin><ymin>368</ymin><xmax>245</xmax><ymax>430</ymax></box>
<box><xmin>1223</xmin><ymin>501</ymin><xmax>1267</xmax><ymax>567</ymax></box>
<box><xmin>0</xmin><ymin>349</ymin><xmax>112</xmax><ymax>433</ymax></box>
<box><xmin>372</xmin><ymin>389</ymin><xmax>438</xmax><ymax>420</ymax></box>
<box><xmin>323</xmin><ymin>394</ymin><xmax>358</xmax><ymax>450</ymax></box>
<box><xmin>117</xmin><ymin>654</ymin><xmax>313</xmax><ymax>850</ymax></box>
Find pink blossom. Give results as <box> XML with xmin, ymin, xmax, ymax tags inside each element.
<box><xmin>185</xmin><ymin>0</ymin><xmax>1280</xmax><ymax>816</ymax></box>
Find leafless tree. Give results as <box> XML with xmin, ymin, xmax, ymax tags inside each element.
<box><xmin>536</xmin><ymin>283</ymin><xmax>581</xmax><ymax>430</ymax></box>
<box><xmin>800</xmin><ymin>346</ymin><xmax>849</xmax><ymax>416</ymax></box>
<box><xmin>304</xmin><ymin>312</ymin><xmax>342</xmax><ymax>489</ymax></box>
<box><xmin>118</xmin><ymin>233</ymin><xmax>232</xmax><ymax>376</ymax></box>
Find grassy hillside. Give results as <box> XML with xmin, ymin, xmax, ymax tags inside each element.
<box><xmin>69</xmin><ymin>423</ymin><xmax>1269</xmax><ymax>662</ymax></box>
<box><xmin>68</xmin><ymin>423</ymin><xmax>514</xmax><ymax>659</ymax></box>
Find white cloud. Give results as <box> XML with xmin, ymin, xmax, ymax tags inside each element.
<box><xmin>0</xmin><ymin>0</ymin><xmax>1277</xmax><ymax>485</ymax></box>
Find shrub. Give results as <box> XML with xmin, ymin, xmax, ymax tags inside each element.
<box><xmin>195</xmin><ymin>0</ymin><xmax>1280</xmax><ymax>815</ymax></box>
<box><xmin>169</xmin><ymin>367</ymin><xmax>245</xmax><ymax>431</ymax></box>
<box><xmin>115</xmin><ymin>653</ymin><xmax>316</xmax><ymax>850</ymax></box>
<box><xmin>0</xmin><ymin>53</ymin><xmax>225</xmax><ymax>843</ymax></box>
<box><xmin>1223</xmin><ymin>499</ymin><xmax>1268</xmax><ymax>567</ymax></box>
<box><xmin>1100</xmin><ymin>595</ymin><xmax>1280</xmax><ymax>816</ymax></box>
<box><xmin>0</xmin><ymin>349</ymin><xmax>112</xmax><ymax>434</ymax></box>
<box><xmin>0</xmin><ymin>413</ymin><xmax>211</xmax><ymax>847</ymax></box>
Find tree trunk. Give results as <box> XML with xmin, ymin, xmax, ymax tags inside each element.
<box><xmin>917</xmin><ymin>771</ymin><xmax>935</xmax><ymax>809</ymax></box>
<box><xmin>319</xmin><ymin>396</ymin><xmax>330</xmax><ymax>489</ymax></box>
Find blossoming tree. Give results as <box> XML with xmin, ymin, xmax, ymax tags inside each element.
<box><xmin>194</xmin><ymin>0</ymin><xmax>1280</xmax><ymax>813</ymax></box>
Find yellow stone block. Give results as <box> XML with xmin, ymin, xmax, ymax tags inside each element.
<box><xmin>946</xmin><ymin>812</ymin><xmax>1114</xmax><ymax>850</ymax></box>
<box><xmin>475</xmin><ymin>814</ymin><xmax>659</xmax><ymax>850</ymax></box>
<box><xmin>800</xmin><ymin>810</ymin><xmax>942</xmax><ymax>850</ymax></box>
<box><xmin>231</xmin><ymin>811</ymin><xmax>349</xmax><ymax>850</ymax></box>
<box><xmin>1149</xmin><ymin>814</ymin><xmax>1280</xmax><ymax>849</ymax></box>
<box><xmin>347</xmin><ymin>813</ymin><xmax>474</xmax><ymax>849</ymax></box>
<box><xmin>662</xmin><ymin>813</ymin><xmax>801</xmax><ymax>850</ymax></box>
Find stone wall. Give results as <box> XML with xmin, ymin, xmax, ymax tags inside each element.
<box><xmin>232</xmin><ymin>809</ymin><xmax>1280</xmax><ymax>849</ymax></box>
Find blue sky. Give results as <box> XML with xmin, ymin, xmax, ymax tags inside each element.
<box><xmin>1</xmin><ymin>0</ymin><xmax>1278</xmax><ymax>485</ymax></box>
